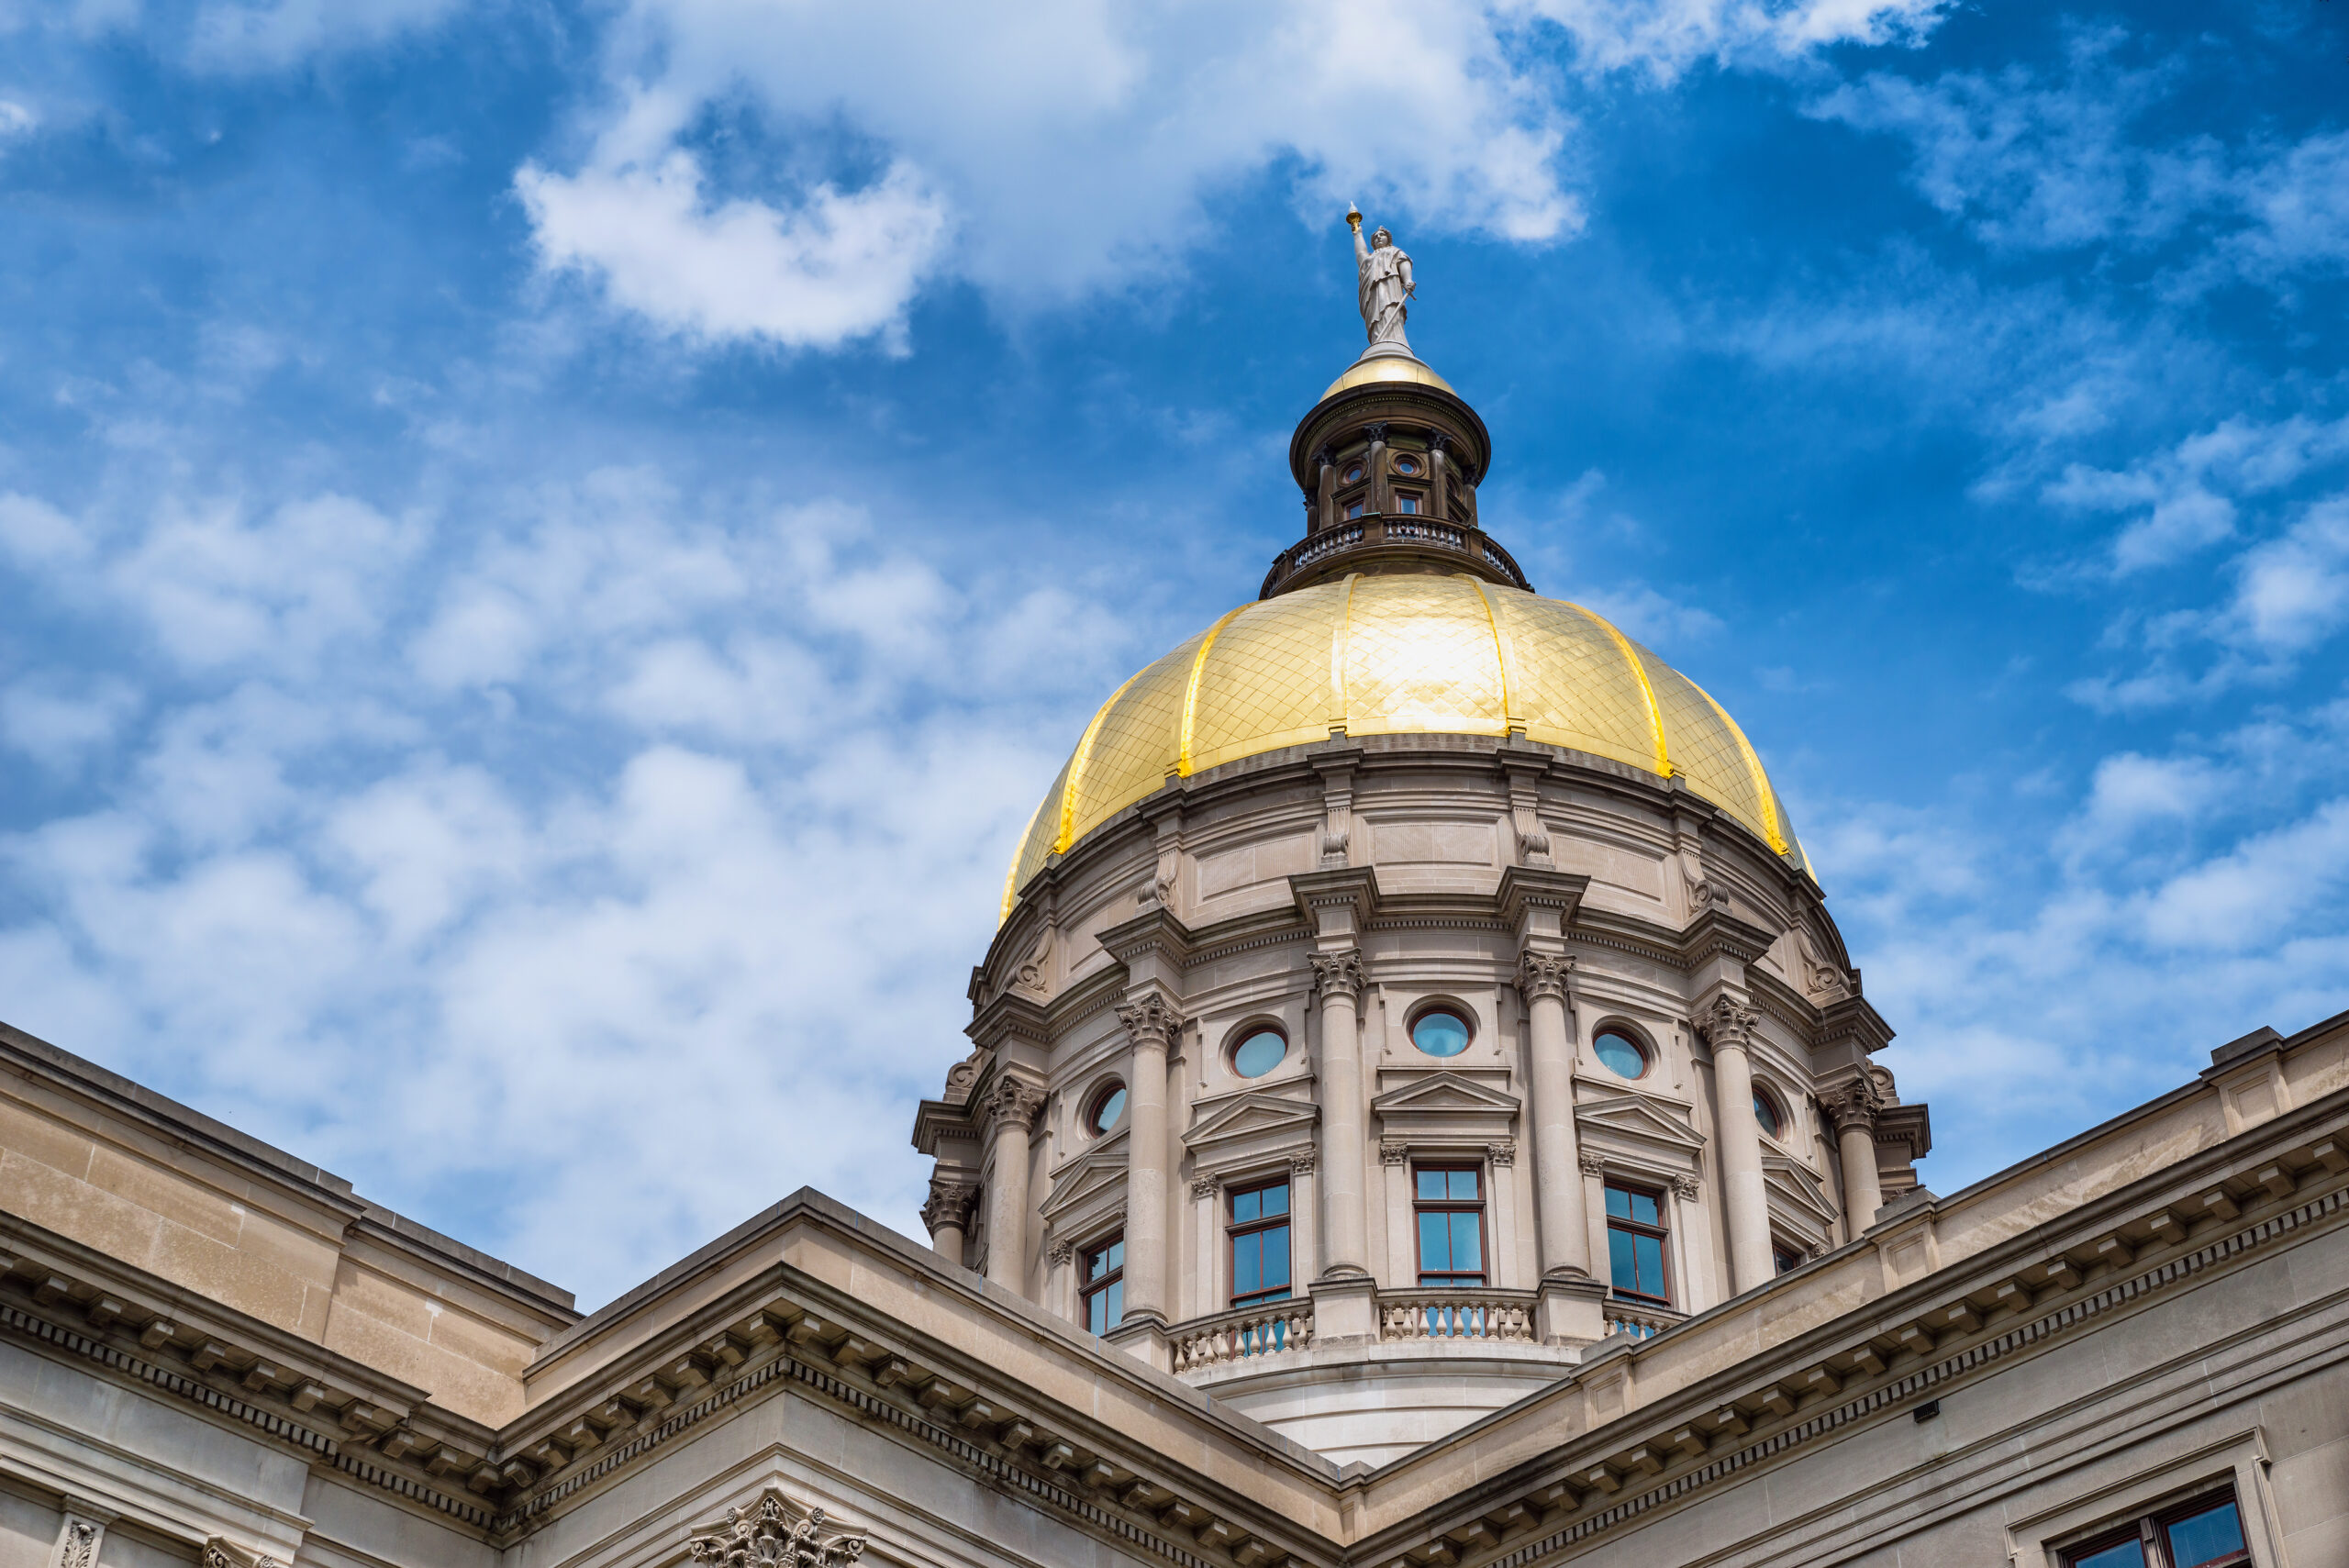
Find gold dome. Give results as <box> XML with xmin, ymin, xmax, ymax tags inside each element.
<box><xmin>1319</xmin><ymin>353</ymin><xmax>1455</xmax><ymax>402</ymax></box>
<box><xmin>1002</xmin><ymin>573</ymin><xmax>1806</xmax><ymax>919</ymax></box>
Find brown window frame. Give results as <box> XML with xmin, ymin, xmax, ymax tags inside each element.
<box><xmin>1603</xmin><ymin>1178</ymin><xmax>1674</xmax><ymax>1306</ymax></box>
<box><xmin>2059</xmin><ymin>1487</ymin><xmax>2251</xmax><ymax>1568</ymax></box>
<box><xmin>1411</xmin><ymin>1162</ymin><xmax>1489</xmax><ymax>1289</ymax></box>
<box><xmin>1080</xmin><ymin>1231</ymin><xmax>1125</xmax><ymax>1336</ymax></box>
<box><xmin>1772</xmin><ymin>1238</ymin><xmax>1807</xmax><ymax>1276</ymax></box>
<box><xmin>1226</xmin><ymin>1177</ymin><xmax>1294</xmax><ymax>1309</ymax></box>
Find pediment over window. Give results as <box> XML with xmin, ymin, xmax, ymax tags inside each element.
<box><xmin>1041</xmin><ymin>1136</ymin><xmax>1130</xmax><ymax>1233</ymax></box>
<box><xmin>1763</xmin><ymin>1151</ymin><xmax>1840</xmax><ymax>1236</ymax></box>
<box><xmin>1575</xmin><ymin>1092</ymin><xmax>1707</xmax><ymax>1158</ymax></box>
<box><xmin>1183</xmin><ymin>1090</ymin><xmax>1320</xmax><ymax>1175</ymax></box>
<box><xmin>1371</xmin><ymin>1072</ymin><xmax>1521</xmax><ymax>1140</ymax></box>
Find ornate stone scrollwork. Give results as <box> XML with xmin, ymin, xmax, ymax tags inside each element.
<box><xmin>202</xmin><ymin>1543</ymin><xmax>287</xmax><ymax>1568</ymax></box>
<box><xmin>1308</xmin><ymin>949</ymin><xmax>1367</xmax><ymax>1002</ymax></box>
<box><xmin>986</xmin><ymin>1074</ymin><xmax>1046</xmax><ymax>1131</ymax></box>
<box><xmin>1486</xmin><ymin>1141</ymin><xmax>1517</xmax><ymax>1167</ymax></box>
<box><xmin>1820</xmin><ymin>1073</ymin><xmax>1886</xmax><ymax>1134</ymax></box>
<box><xmin>1577</xmin><ymin>1150</ymin><xmax>1607</xmax><ymax>1178</ymax></box>
<box><xmin>1115</xmin><ymin>990</ymin><xmax>1182</xmax><ymax>1052</ymax></box>
<box><xmin>1515</xmin><ymin>950</ymin><xmax>1574</xmax><ymax>1003</ymax></box>
<box><xmin>1190</xmin><ymin>1175</ymin><xmax>1222</xmax><ymax>1200</ymax></box>
<box><xmin>56</xmin><ymin>1520</ymin><xmax>104</xmax><ymax>1568</ymax></box>
<box><xmin>1670</xmin><ymin>1173</ymin><xmax>1701</xmax><ymax>1201</ymax></box>
<box><xmin>920</xmin><ymin>1180</ymin><xmax>978</xmax><ymax>1234</ymax></box>
<box><xmin>1048</xmin><ymin>1240</ymin><xmax>1074</xmax><ymax>1268</ymax></box>
<box><xmin>1698</xmin><ymin>995</ymin><xmax>1759</xmax><ymax>1051</ymax></box>
<box><xmin>1380</xmin><ymin>1140</ymin><xmax>1410</xmax><ymax>1166</ymax></box>
<box><xmin>688</xmin><ymin>1490</ymin><xmax>868</xmax><ymax>1568</ymax></box>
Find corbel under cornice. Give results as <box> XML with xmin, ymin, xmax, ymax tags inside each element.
<box><xmin>1495</xmin><ymin>865</ymin><xmax>1589</xmax><ymax>936</ymax></box>
<box><xmin>1289</xmin><ymin>865</ymin><xmax>1383</xmax><ymax>929</ymax></box>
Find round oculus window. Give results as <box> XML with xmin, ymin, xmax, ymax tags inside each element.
<box><xmin>1342</xmin><ymin>465</ymin><xmax>1364</xmax><ymax>484</ymax></box>
<box><xmin>1594</xmin><ymin>1030</ymin><xmax>1648</xmax><ymax>1080</ymax></box>
<box><xmin>1394</xmin><ymin>455</ymin><xmax>1421</xmax><ymax>476</ymax></box>
<box><xmin>1752</xmin><ymin>1088</ymin><xmax>1784</xmax><ymax>1140</ymax></box>
<box><xmin>1411</xmin><ymin>1009</ymin><xmax>1471</xmax><ymax>1058</ymax></box>
<box><xmin>1231</xmin><ymin>1029</ymin><xmax>1286</xmax><ymax>1079</ymax></box>
<box><xmin>1087</xmin><ymin>1084</ymin><xmax>1128</xmax><ymax>1135</ymax></box>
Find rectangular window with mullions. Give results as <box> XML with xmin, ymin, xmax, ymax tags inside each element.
<box><xmin>1604</xmin><ymin>1180</ymin><xmax>1672</xmax><ymax>1304</ymax></box>
<box><xmin>2062</xmin><ymin>1490</ymin><xmax>2250</xmax><ymax>1568</ymax></box>
<box><xmin>1228</xmin><ymin>1179</ymin><xmax>1292</xmax><ymax>1307</ymax></box>
<box><xmin>1413</xmin><ymin>1166</ymin><xmax>1486</xmax><ymax>1287</ymax></box>
<box><xmin>1081</xmin><ymin>1234</ymin><xmax>1124</xmax><ymax>1336</ymax></box>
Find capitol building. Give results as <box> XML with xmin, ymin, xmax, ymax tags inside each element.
<box><xmin>0</xmin><ymin>249</ymin><xmax>2343</xmax><ymax>1568</ymax></box>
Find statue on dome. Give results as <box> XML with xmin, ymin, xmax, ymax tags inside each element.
<box><xmin>1347</xmin><ymin>206</ymin><xmax>1414</xmax><ymax>351</ymax></box>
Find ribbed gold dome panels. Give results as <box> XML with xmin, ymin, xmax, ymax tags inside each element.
<box><xmin>1002</xmin><ymin>573</ymin><xmax>1805</xmax><ymax>919</ymax></box>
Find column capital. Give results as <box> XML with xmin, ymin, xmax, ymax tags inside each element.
<box><xmin>1577</xmin><ymin>1149</ymin><xmax>1607</xmax><ymax>1177</ymax></box>
<box><xmin>1515</xmin><ymin>949</ymin><xmax>1575</xmax><ymax>1003</ymax></box>
<box><xmin>1048</xmin><ymin>1240</ymin><xmax>1074</xmax><ymax>1267</ymax></box>
<box><xmin>1114</xmin><ymin>989</ymin><xmax>1182</xmax><ymax>1052</ymax></box>
<box><xmin>921</xmin><ymin>1179</ymin><xmax>979</xmax><ymax>1234</ymax></box>
<box><xmin>1308</xmin><ymin>948</ymin><xmax>1367</xmax><ymax>1002</ymax></box>
<box><xmin>985</xmin><ymin>1074</ymin><xmax>1046</xmax><ymax>1131</ymax></box>
<box><xmin>1670</xmin><ymin>1172</ymin><xmax>1701</xmax><ymax>1201</ymax></box>
<box><xmin>1486</xmin><ymin>1140</ymin><xmax>1517</xmax><ymax>1167</ymax></box>
<box><xmin>1190</xmin><ymin>1173</ymin><xmax>1222</xmax><ymax>1200</ymax></box>
<box><xmin>1380</xmin><ymin>1139</ymin><xmax>1410</xmax><ymax>1166</ymax></box>
<box><xmin>1698</xmin><ymin>993</ymin><xmax>1760</xmax><ymax>1052</ymax></box>
<box><xmin>1290</xmin><ymin>1151</ymin><xmax>1318</xmax><ymax>1176</ymax></box>
<box><xmin>1821</xmin><ymin>1072</ymin><xmax>1886</xmax><ymax>1134</ymax></box>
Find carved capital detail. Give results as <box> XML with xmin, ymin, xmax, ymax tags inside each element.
<box><xmin>1048</xmin><ymin>1240</ymin><xmax>1075</xmax><ymax>1267</ymax></box>
<box><xmin>986</xmin><ymin>1074</ymin><xmax>1046</xmax><ymax>1132</ymax></box>
<box><xmin>1190</xmin><ymin>1175</ymin><xmax>1222</xmax><ymax>1201</ymax></box>
<box><xmin>1486</xmin><ymin>1141</ymin><xmax>1517</xmax><ymax>1167</ymax></box>
<box><xmin>1115</xmin><ymin>990</ymin><xmax>1182</xmax><ymax>1053</ymax></box>
<box><xmin>57</xmin><ymin>1520</ymin><xmax>106</xmax><ymax>1568</ymax></box>
<box><xmin>920</xmin><ymin>1180</ymin><xmax>978</xmax><ymax>1234</ymax></box>
<box><xmin>1381</xmin><ymin>1139</ymin><xmax>1410</xmax><ymax>1166</ymax></box>
<box><xmin>1670</xmin><ymin>1173</ymin><xmax>1701</xmax><ymax>1201</ymax></box>
<box><xmin>1516</xmin><ymin>950</ymin><xmax>1574</xmax><ymax>1004</ymax></box>
<box><xmin>1290</xmin><ymin>1151</ymin><xmax>1318</xmax><ymax>1177</ymax></box>
<box><xmin>1820</xmin><ymin>1073</ymin><xmax>1886</xmax><ymax>1134</ymax></box>
<box><xmin>688</xmin><ymin>1490</ymin><xmax>868</xmax><ymax>1568</ymax></box>
<box><xmin>1577</xmin><ymin>1150</ymin><xmax>1607</xmax><ymax>1178</ymax></box>
<box><xmin>1308</xmin><ymin>949</ymin><xmax>1367</xmax><ymax>1003</ymax></box>
<box><xmin>1698</xmin><ymin>995</ymin><xmax>1759</xmax><ymax>1051</ymax></box>
<box><xmin>203</xmin><ymin>1543</ymin><xmax>288</xmax><ymax>1568</ymax></box>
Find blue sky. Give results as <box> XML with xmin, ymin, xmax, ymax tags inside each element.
<box><xmin>2</xmin><ymin>0</ymin><xmax>2345</xmax><ymax>1307</ymax></box>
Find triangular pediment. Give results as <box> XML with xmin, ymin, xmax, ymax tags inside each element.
<box><xmin>1183</xmin><ymin>1091</ymin><xmax>1320</xmax><ymax>1154</ymax></box>
<box><xmin>1575</xmin><ymin>1092</ymin><xmax>1707</xmax><ymax>1153</ymax></box>
<box><xmin>1763</xmin><ymin>1151</ymin><xmax>1840</xmax><ymax>1228</ymax></box>
<box><xmin>1040</xmin><ymin>1134</ymin><xmax>1129</xmax><ymax>1224</ymax></box>
<box><xmin>1369</xmin><ymin>1073</ymin><xmax>1522</xmax><ymax>1118</ymax></box>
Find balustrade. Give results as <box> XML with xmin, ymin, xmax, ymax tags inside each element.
<box><xmin>1171</xmin><ymin>1300</ymin><xmax>1314</xmax><ymax>1372</ymax></box>
<box><xmin>1376</xmin><ymin>1288</ymin><xmax>1538</xmax><ymax>1343</ymax></box>
<box><xmin>1603</xmin><ymin>1297</ymin><xmax>1687</xmax><ymax>1341</ymax></box>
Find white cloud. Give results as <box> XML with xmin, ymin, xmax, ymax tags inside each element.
<box><xmin>1536</xmin><ymin>0</ymin><xmax>1944</xmax><ymax>80</ymax></box>
<box><xmin>185</xmin><ymin>0</ymin><xmax>465</xmax><ymax>70</ymax></box>
<box><xmin>2045</xmin><ymin>414</ymin><xmax>2349</xmax><ymax>573</ymax></box>
<box><xmin>2221</xmin><ymin>496</ymin><xmax>2349</xmax><ymax>655</ymax></box>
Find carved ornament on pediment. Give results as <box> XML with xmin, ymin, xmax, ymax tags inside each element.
<box><xmin>1115</xmin><ymin>990</ymin><xmax>1182</xmax><ymax>1053</ymax></box>
<box><xmin>688</xmin><ymin>1490</ymin><xmax>868</xmax><ymax>1568</ymax></box>
<box><xmin>943</xmin><ymin>1049</ymin><xmax>986</xmax><ymax>1104</ymax></box>
<box><xmin>1698</xmin><ymin>995</ymin><xmax>1759</xmax><ymax>1052</ymax></box>
<box><xmin>986</xmin><ymin>1075</ymin><xmax>1047</xmax><ymax>1131</ymax></box>
<box><xmin>920</xmin><ymin>1181</ymin><xmax>978</xmax><ymax>1233</ymax></box>
<box><xmin>1820</xmin><ymin>1073</ymin><xmax>1886</xmax><ymax>1134</ymax></box>
<box><xmin>1308</xmin><ymin>948</ymin><xmax>1367</xmax><ymax>1002</ymax></box>
<box><xmin>1515</xmin><ymin>950</ymin><xmax>1574</xmax><ymax>1004</ymax></box>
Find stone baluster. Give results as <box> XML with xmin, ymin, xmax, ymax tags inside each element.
<box><xmin>1825</xmin><ymin>1073</ymin><xmax>1887</xmax><ymax>1237</ymax></box>
<box><xmin>1308</xmin><ymin>949</ymin><xmax>1371</xmax><ymax>1279</ymax></box>
<box><xmin>983</xmin><ymin>1076</ymin><xmax>1045</xmax><ymax>1293</ymax></box>
<box><xmin>1518</xmin><ymin>951</ymin><xmax>1592</xmax><ymax>1281</ymax></box>
<box><xmin>1702</xmin><ymin>995</ymin><xmax>1774</xmax><ymax>1295</ymax></box>
<box><xmin>1114</xmin><ymin>991</ymin><xmax>1179</xmax><ymax>1333</ymax></box>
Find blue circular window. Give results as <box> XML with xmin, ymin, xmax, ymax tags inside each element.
<box><xmin>1753</xmin><ymin>1088</ymin><xmax>1784</xmax><ymax>1140</ymax></box>
<box><xmin>1087</xmin><ymin>1084</ymin><xmax>1127</xmax><ymax>1135</ymax></box>
<box><xmin>1231</xmin><ymin>1029</ymin><xmax>1286</xmax><ymax>1078</ymax></box>
<box><xmin>1411</xmin><ymin>1009</ymin><xmax>1471</xmax><ymax>1057</ymax></box>
<box><xmin>1594</xmin><ymin>1030</ymin><xmax>1648</xmax><ymax>1080</ymax></box>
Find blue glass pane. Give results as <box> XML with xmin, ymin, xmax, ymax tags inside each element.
<box><xmin>1594</xmin><ymin>1032</ymin><xmax>1646</xmax><ymax>1079</ymax></box>
<box><xmin>1233</xmin><ymin>1031</ymin><xmax>1286</xmax><ymax>1078</ymax></box>
<box><xmin>1234</xmin><ymin>1237</ymin><xmax>1262</xmax><ymax>1296</ymax></box>
<box><xmin>1605</xmin><ymin>1184</ymin><xmax>1631</xmax><ymax>1219</ymax></box>
<box><xmin>1609</xmin><ymin>1228</ymin><xmax>1635</xmax><ymax>1292</ymax></box>
<box><xmin>1092</xmin><ymin>1087</ymin><xmax>1126</xmax><ymax>1132</ymax></box>
<box><xmin>1262</xmin><ymin>1183</ymin><xmax>1288</xmax><ymax>1217</ymax></box>
<box><xmin>1086</xmin><ymin>1247</ymin><xmax>1109</xmax><ymax>1282</ymax></box>
<box><xmin>1634</xmin><ymin>1233</ymin><xmax>1665</xmax><ymax>1296</ymax></box>
<box><xmin>2072</xmin><ymin>1541</ymin><xmax>2144</xmax><ymax>1568</ymax></box>
<box><xmin>1087</xmin><ymin>1291</ymin><xmax>1108</xmax><ymax>1334</ymax></box>
<box><xmin>1753</xmin><ymin>1090</ymin><xmax>1781</xmax><ymax>1138</ymax></box>
<box><xmin>1419</xmin><ymin>1210</ymin><xmax>1448</xmax><ymax>1270</ymax></box>
<box><xmin>1631</xmin><ymin>1190</ymin><xmax>1659</xmax><ymax>1227</ymax></box>
<box><xmin>1417</xmin><ymin>1170</ymin><xmax>1446</xmax><ymax>1201</ymax></box>
<box><xmin>2165</xmin><ymin>1501</ymin><xmax>2245</xmax><ymax>1567</ymax></box>
<box><xmin>1233</xmin><ymin>1188</ymin><xmax>1260</xmax><ymax>1223</ymax></box>
<box><xmin>1104</xmin><ymin>1281</ymin><xmax>1122</xmax><ymax>1330</ymax></box>
<box><xmin>1263</xmin><ymin>1225</ymin><xmax>1290</xmax><ymax>1287</ymax></box>
<box><xmin>1106</xmin><ymin>1239</ymin><xmax>1123</xmax><ymax>1270</ymax></box>
<box><xmin>1449</xmin><ymin>1170</ymin><xmax>1479</xmax><ymax>1200</ymax></box>
<box><xmin>1451</xmin><ymin>1213</ymin><xmax>1483</xmax><ymax>1271</ymax></box>
<box><xmin>1412</xmin><ymin>1012</ymin><xmax>1470</xmax><ymax>1057</ymax></box>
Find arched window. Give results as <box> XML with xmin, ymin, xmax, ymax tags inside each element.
<box><xmin>1752</xmin><ymin>1084</ymin><xmax>1786</xmax><ymax>1140</ymax></box>
<box><xmin>1230</xmin><ymin>1028</ymin><xmax>1287</xmax><ymax>1079</ymax></box>
<box><xmin>1085</xmin><ymin>1082</ymin><xmax>1128</xmax><ymax>1136</ymax></box>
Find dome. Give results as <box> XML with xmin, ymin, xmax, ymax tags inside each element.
<box><xmin>1003</xmin><ymin>572</ymin><xmax>1807</xmax><ymax>918</ymax></box>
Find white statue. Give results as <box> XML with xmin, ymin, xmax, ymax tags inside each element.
<box><xmin>1347</xmin><ymin>206</ymin><xmax>1415</xmax><ymax>351</ymax></box>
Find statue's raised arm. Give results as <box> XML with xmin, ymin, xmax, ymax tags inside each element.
<box><xmin>1345</xmin><ymin>206</ymin><xmax>1414</xmax><ymax>353</ymax></box>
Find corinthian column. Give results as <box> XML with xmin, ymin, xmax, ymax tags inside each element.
<box><xmin>983</xmin><ymin>1076</ymin><xmax>1044</xmax><ymax>1293</ymax></box>
<box><xmin>1517</xmin><ymin>951</ymin><xmax>1590</xmax><ymax>1279</ymax></box>
<box><xmin>1703</xmin><ymin>996</ymin><xmax>1774</xmax><ymax>1295</ymax></box>
<box><xmin>1113</xmin><ymin>990</ymin><xmax>1178</xmax><ymax>1329</ymax></box>
<box><xmin>1824</xmin><ymin>1073</ymin><xmax>1887</xmax><ymax>1237</ymax></box>
<box><xmin>1308</xmin><ymin>949</ymin><xmax>1370</xmax><ymax>1279</ymax></box>
<box><xmin>920</xmin><ymin>1179</ymin><xmax>979</xmax><ymax>1268</ymax></box>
